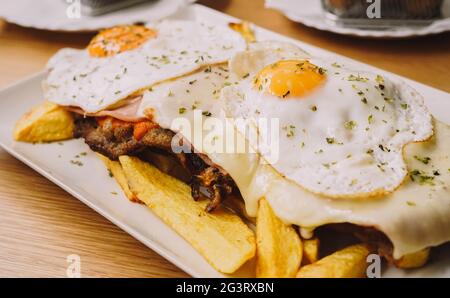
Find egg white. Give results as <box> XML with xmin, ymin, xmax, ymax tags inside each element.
<box><xmin>222</xmin><ymin>42</ymin><xmax>433</xmax><ymax>198</ymax></box>
<box><xmin>220</xmin><ymin>119</ymin><xmax>450</xmax><ymax>259</ymax></box>
<box><xmin>138</xmin><ymin>65</ymin><xmax>233</xmax><ymax>128</ymax></box>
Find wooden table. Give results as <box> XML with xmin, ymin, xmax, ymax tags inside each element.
<box><xmin>0</xmin><ymin>0</ymin><xmax>449</xmax><ymax>277</ymax></box>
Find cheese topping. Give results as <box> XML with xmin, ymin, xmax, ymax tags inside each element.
<box><xmin>209</xmin><ymin>119</ymin><xmax>450</xmax><ymax>259</ymax></box>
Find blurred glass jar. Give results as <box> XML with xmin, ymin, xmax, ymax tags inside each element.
<box><xmin>322</xmin><ymin>0</ymin><xmax>444</xmax><ymax>19</ymax></box>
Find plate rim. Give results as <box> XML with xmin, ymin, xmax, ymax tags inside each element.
<box><xmin>265</xmin><ymin>1</ymin><xmax>450</xmax><ymax>38</ymax></box>
<box><xmin>0</xmin><ymin>0</ymin><xmax>190</xmax><ymax>32</ymax></box>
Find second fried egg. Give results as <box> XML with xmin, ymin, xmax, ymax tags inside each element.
<box><xmin>44</xmin><ymin>20</ymin><xmax>246</xmax><ymax>113</ymax></box>
<box><xmin>221</xmin><ymin>41</ymin><xmax>433</xmax><ymax>198</ymax></box>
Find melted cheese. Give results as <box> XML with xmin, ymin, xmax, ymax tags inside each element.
<box><xmin>208</xmin><ymin>119</ymin><xmax>450</xmax><ymax>259</ymax></box>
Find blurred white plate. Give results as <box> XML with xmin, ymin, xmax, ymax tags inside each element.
<box><xmin>0</xmin><ymin>0</ymin><xmax>191</xmax><ymax>32</ymax></box>
<box><xmin>0</xmin><ymin>4</ymin><xmax>449</xmax><ymax>277</ymax></box>
<box><xmin>266</xmin><ymin>0</ymin><xmax>450</xmax><ymax>38</ymax></box>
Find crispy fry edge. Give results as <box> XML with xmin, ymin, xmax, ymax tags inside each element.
<box><xmin>118</xmin><ymin>155</ymin><xmax>256</xmax><ymax>274</ymax></box>
<box><xmin>14</xmin><ymin>101</ymin><xmax>74</xmax><ymax>143</ymax></box>
<box><xmin>97</xmin><ymin>154</ymin><xmax>139</xmax><ymax>202</ymax></box>
<box><xmin>297</xmin><ymin>244</ymin><xmax>373</xmax><ymax>278</ymax></box>
<box><xmin>394</xmin><ymin>248</ymin><xmax>431</xmax><ymax>269</ymax></box>
<box><xmin>256</xmin><ymin>198</ymin><xmax>302</xmax><ymax>277</ymax></box>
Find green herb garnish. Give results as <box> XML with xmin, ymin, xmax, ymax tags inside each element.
<box><xmin>344</xmin><ymin>120</ymin><xmax>357</xmax><ymax>130</ymax></box>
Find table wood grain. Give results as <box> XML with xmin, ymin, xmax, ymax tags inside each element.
<box><xmin>0</xmin><ymin>0</ymin><xmax>449</xmax><ymax>277</ymax></box>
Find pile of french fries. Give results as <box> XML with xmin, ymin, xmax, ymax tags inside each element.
<box><xmin>97</xmin><ymin>153</ymin><xmax>433</xmax><ymax>276</ymax></box>
<box><xmin>14</xmin><ymin>101</ymin><xmax>431</xmax><ymax>277</ymax></box>
<box><xmin>101</xmin><ymin>153</ymin><xmax>379</xmax><ymax>277</ymax></box>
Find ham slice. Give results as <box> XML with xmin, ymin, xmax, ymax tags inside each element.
<box><xmin>66</xmin><ymin>95</ymin><xmax>145</xmax><ymax>122</ymax></box>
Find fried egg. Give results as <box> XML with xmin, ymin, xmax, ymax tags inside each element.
<box><xmin>44</xmin><ymin>20</ymin><xmax>246</xmax><ymax>113</ymax></box>
<box><xmin>221</xmin><ymin>41</ymin><xmax>433</xmax><ymax>198</ymax></box>
<box><xmin>136</xmin><ymin>63</ymin><xmax>245</xmax><ymax>157</ymax></box>
<box><xmin>138</xmin><ymin>65</ymin><xmax>233</xmax><ymax>130</ymax></box>
<box><xmin>218</xmin><ymin>118</ymin><xmax>450</xmax><ymax>259</ymax></box>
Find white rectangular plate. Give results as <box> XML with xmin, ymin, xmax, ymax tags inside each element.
<box><xmin>1</xmin><ymin>4</ymin><xmax>449</xmax><ymax>278</ymax></box>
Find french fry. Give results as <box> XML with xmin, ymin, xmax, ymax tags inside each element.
<box><xmin>394</xmin><ymin>248</ymin><xmax>430</xmax><ymax>269</ymax></box>
<box><xmin>302</xmin><ymin>237</ymin><xmax>320</xmax><ymax>265</ymax></box>
<box><xmin>256</xmin><ymin>198</ymin><xmax>302</xmax><ymax>277</ymax></box>
<box><xmin>14</xmin><ymin>101</ymin><xmax>74</xmax><ymax>143</ymax></box>
<box><xmin>118</xmin><ymin>155</ymin><xmax>255</xmax><ymax>274</ymax></box>
<box><xmin>97</xmin><ymin>154</ymin><xmax>139</xmax><ymax>202</ymax></box>
<box><xmin>297</xmin><ymin>244</ymin><xmax>372</xmax><ymax>278</ymax></box>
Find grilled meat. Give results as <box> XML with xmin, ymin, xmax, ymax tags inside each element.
<box><xmin>73</xmin><ymin>115</ymin><xmax>236</xmax><ymax>211</ymax></box>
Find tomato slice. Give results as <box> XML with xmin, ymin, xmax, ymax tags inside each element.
<box><xmin>96</xmin><ymin>117</ymin><xmax>157</xmax><ymax>141</ymax></box>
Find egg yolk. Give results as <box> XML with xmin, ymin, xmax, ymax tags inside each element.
<box><xmin>88</xmin><ymin>25</ymin><xmax>157</xmax><ymax>57</ymax></box>
<box><xmin>253</xmin><ymin>60</ymin><xmax>326</xmax><ymax>98</ymax></box>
